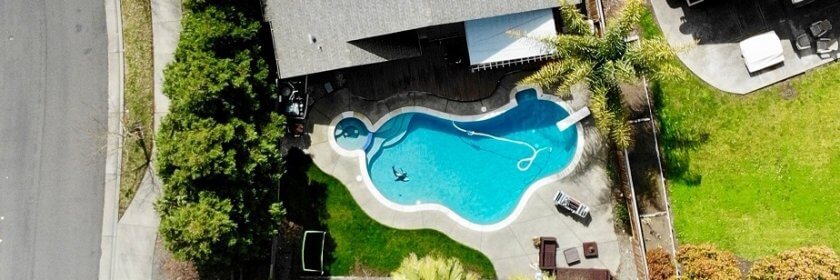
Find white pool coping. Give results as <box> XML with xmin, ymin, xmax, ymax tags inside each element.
<box><xmin>326</xmin><ymin>85</ymin><xmax>586</xmax><ymax>232</ymax></box>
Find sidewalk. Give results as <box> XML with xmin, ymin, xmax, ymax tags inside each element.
<box><xmin>99</xmin><ymin>0</ymin><xmax>181</xmax><ymax>279</ymax></box>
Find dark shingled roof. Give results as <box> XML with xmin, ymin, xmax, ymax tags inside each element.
<box><xmin>264</xmin><ymin>0</ymin><xmax>578</xmax><ymax>78</ymax></box>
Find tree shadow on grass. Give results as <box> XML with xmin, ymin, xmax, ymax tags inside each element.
<box><xmin>649</xmin><ymin>82</ymin><xmax>707</xmax><ymax>187</ymax></box>
<box><xmin>275</xmin><ymin>148</ymin><xmax>337</xmax><ymax>278</ymax></box>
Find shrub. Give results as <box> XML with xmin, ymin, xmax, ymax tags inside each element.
<box><xmin>647</xmin><ymin>248</ymin><xmax>675</xmax><ymax>280</ymax></box>
<box><xmin>392</xmin><ymin>253</ymin><xmax>480</xmax><ymax>280</ymax></box>
<box><xmin>155</xmin><ymin>0</ymin><xmax>286</xmax><ymax>271</ymax></box>
<box><xmin>613</xmin><ymin>199</ymin><xmax>631</xmax><ymax>232</ymax></box>
<box><xmin>676</xmin><ymin>244</ymin><xmax>741</xmax><ymax>280</ymax></box>
<box><xmin>748</xmin><ymin>246</ymin><xmax>840</xmax><ymax>280</ymax></box>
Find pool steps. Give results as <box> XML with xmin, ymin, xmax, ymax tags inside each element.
<box><xmin>365</xmin><ymin>114</ymin><xmax>414</xmax><ymax>160</ymax></box>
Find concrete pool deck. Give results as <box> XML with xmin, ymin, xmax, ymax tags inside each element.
<box><xmin>303</xmin><ymin>84</ymin><xmax>630</xmax><ymax>278</ymax></box>
<box><xmin>651</xmin><ymin>0</ymin><xmax>840</xmax><ymax>94</ymax></box>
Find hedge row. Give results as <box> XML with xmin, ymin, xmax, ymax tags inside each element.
<box><xmin>155</xmin><ymin>0</ymin><xmax>285</xmax><ymax>271</ymax></box>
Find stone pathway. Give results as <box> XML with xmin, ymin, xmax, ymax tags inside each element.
<box><xmin>304</xmin><ymin>83</ymin><xmax>633</xmax><ymax>278</ymax></box>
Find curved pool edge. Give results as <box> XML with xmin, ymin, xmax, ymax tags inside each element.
<box><xmin>326</xmin><ymin>85</ymin><xmax>587</xmax><ymax>232</ymax></box>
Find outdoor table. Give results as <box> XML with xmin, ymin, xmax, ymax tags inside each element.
<box><xmin>583</xmin><ymin>242</ymin><xmax>599</xmax><ymax>258</ymax></box>
<box><xmin>564</xmin><ymin>247</ymin><xmax>580</xmax><ymax>266</ymax></box>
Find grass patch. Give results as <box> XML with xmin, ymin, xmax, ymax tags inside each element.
<box><xmin>307</xmin><ymin>166</ymin><xmax>496</xmax><ymax>278</ymax></box>
<box><xmin>119</xmin><ymin>0</ymin><xmax>154</xmax><ymax>217</ymax></box>
<box><xmin>641</xmin><ymin>9</ymin><xmax>840</xmax><ymax>259</ymax></box>
<box><xmin>279</xmin><ymin>149</ymin><xmax>495</xmax><ymax>278</ymax></box>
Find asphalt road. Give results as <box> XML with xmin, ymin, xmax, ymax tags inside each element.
<box><xmin>0</xmin><ymin>0</ymin><xmax>107</xmax><ymax>279</ymax></box>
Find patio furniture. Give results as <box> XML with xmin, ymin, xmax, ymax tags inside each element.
<box><xmin>795</xmin><ymin>33</ymin><xmax>812</xmax><ymax>51</ymax></box>
<box><xmin>554</xmin><ymin>191</ymin><xmax>590</xmax><ymax>218</ymax></box>
<box><xmin>554</xmin><ymin>268</ymin><xmax>613</xmax><ymax>280</ymax></box>
<box><xmin>564</xmin><ymin>247</ymin><xmax>581</xmax><ymax>266</ymax></box>
<box><xmin>538</xmin><ymin>237</ymin><xmax>558</xmax><ymax>270</ymax></box>
<box><xmin>739</xmin><ymin>31</ymin><xmax>785</xmax><ymax>73</ymax></box>
<box><xmin>787</xmin><ymin>21</ymin><xmax>812</xmax><ymax>52</ymax></box>
<box><xmin>583</xmin><ymin>242</ymin><xmax>599</xmax><ymax>258</ymax></box>
<box><xmin>278</xmin><ymin>80</ymin><xmax>311</xmax><ymax>137</ymax></box>
<box><xmin>810</xmin><ymin>20</ymin><xmax>832</xmax><ymax>38</ymax></box>
<box><xmin>817</xmin><ymin>38</ymin><xmax>839</xmax><ymax>59</ymax></box>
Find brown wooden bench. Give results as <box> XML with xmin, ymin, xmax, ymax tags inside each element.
<box><xmin>554</xmin><ymin>267</ymin><xmax>613</xmax><ymax>280</ymax></box>
<box><xmin>538</xmin><ymin>237</ymin><xmax>557</xmax><ymax>270</ymax></box>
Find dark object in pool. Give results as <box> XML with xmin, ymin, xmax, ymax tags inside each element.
<box><xmin>392</xmin><ymin>166</ymin><xmax>410</xmax><ymax>182</ymax></box>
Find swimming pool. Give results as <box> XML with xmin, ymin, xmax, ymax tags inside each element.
<box><xmin>332</xmin><ymin>88</ymin><xmax>583</xmax><ymax>227</ymax></box>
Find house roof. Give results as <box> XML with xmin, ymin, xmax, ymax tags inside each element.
<box><xmin>264</xmin><ymin>0</ymin><xmax>577</xmax><ymax>78</ymax></box>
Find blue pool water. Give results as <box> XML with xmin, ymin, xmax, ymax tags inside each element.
<box><xmin>334</xmin><ymin>89</ymin><xmax>579</xmax><ymax>224</ymax></box>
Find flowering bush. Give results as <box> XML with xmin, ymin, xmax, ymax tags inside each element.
<box><xmin>647</xmin><ymin>248</ymin><xmax>675</xmax><ymax>280</ymax></box>
<box><xmin>676</xmin><ymin>244</ymin><xmax>741</xmax><ymax>280</ymax></box>
<box><xmin>748</xmin><ymin>246</ymin><xmax>840</xmax><ymax>280</ymax></box>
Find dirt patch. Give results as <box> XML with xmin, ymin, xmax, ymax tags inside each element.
<box><xmin>349</xmin><ymin>261</ymin><xmax>389</xmax><ymax>278</ymax></box>
<box><xmin>641</xmin><ymin>215</ymin><xmax>674</xmax><ymax>254</ymax></box>
<box><xmin>621</xmin><ymin>82</ymin><xmax>679</xmax><ymax>265</ymax></box>
<box><xmin>269</xmin><ymin>221</ymin><xmax>306</xmax><ymax>279</ymax></box>
<box><xmin>738</xmin><ymin>257</ymin><xmax>754</xmax><ymax>278</ymax></box>
<box><xmin>152</xmin><ymin>236</ymin><xmax>199</xmax><ymax>280</ymax></box>
<box><xmin>625</xmin><ymin>118</ymin><xmax>668</xmax><ymax>212</ymax></box>
<box><xmin>621</xmin><ymin>83</ymin><xmax>652</xmax><ymax>119</ymax></box>
<box><xmin>781</xmin><ymin>80</ymin><xmax>798</xmax><ymax>100</ymax></box>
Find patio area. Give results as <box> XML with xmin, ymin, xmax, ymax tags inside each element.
<box><xmin>303</xmin><ymin>23</ymin><xmax>546</xmax><ymax>102</ymax></box>
<box><xmin>297</xmin><ymin>81</ymin><xmax>637</xmax><ymax>278</ymax></box>
<box><xmin>651</xmin><ymin>0</ymin><xmax>840</xmax><ymax>94</ymax></box>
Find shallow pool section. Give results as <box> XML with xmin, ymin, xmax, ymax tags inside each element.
<box><xmin>334</xmin><ymin>117</ymin><xmax>371</xmax><ymax>151</ymax></box>
<box><xmin>333</xmin><ymin>89</ymin><xmax>580</xmax><ymax>225</ymax></box>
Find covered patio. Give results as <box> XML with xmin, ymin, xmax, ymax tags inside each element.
<box><xmin>304</xmin><ymin>8</ymin><xmax>564</xmax><ymax>102</ymax></box>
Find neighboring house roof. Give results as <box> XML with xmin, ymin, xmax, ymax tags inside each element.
<box><xmin>264</xmin><ymin>0</ymin><xmax>577</xmax><ymax>78</ymax></box>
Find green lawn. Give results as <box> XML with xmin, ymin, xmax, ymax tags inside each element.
<box><xmin>294</xmin><ymin>164</ymin><xmax>495</xmax><ymax>278</ymax></box>
<box><xmin>642</xmin><ymin>10</ymin><xmax>840</xmax><ymax>259</ymax></box>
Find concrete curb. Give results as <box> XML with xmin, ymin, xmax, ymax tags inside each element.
<box><xmin>99</xmin><ymin>0</ymin><xmax>125</xmax><ymax>278</ymax></box>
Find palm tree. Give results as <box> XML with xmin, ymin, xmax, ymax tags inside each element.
<box><xmin>391</xmin><ymin>253</ymin><xmax>480</xmax><ymax>280</ymax></box>
<box><xmin>521</xmin><ymin>0</ymin><xmax>682</xmax><ymax>149</ymax></box>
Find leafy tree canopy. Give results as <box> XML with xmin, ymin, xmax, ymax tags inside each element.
<box><xmin>155</xmin><ymin>0</ymin><xmax>286</xmax><ymax>270</ymax></box>
<box><xmin>522</xmin><ymin>0</ymin><xmax>682</xmax><ymax>148</ymax></box>
<box><xmin>176</xmin><ymin>4</ymin><xmax>261</xmax><ymax>55</ymax></box>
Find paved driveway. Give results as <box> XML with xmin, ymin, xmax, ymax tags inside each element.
<box><xmin>652</xmin><ymin>0</ymin><xmax>840</xmax><ymax>94</ymax></box>
<box><xmin>0</xmin><ymin>0</ymin><xmax>108</xmax><ymax>278</ymax></box>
